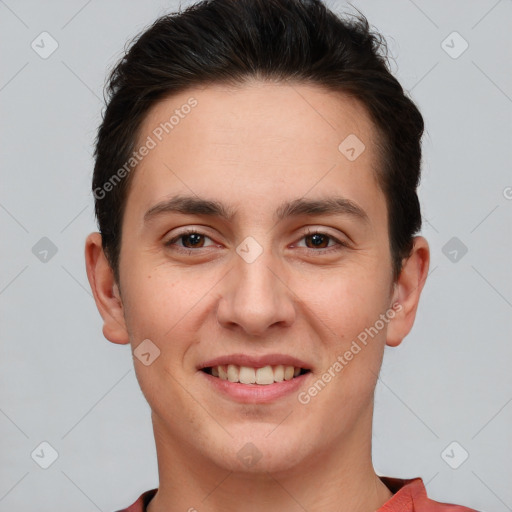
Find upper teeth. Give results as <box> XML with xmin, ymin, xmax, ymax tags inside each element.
<box><xmin>210</xmin><ymin>365</ymin><xmax>302</xmax><ymax>385</ymax></box>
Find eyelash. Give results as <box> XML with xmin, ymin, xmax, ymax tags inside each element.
<box><xmin>164</xmin><ymin>228</ymin><xmax>349</xmax><ymax>255</ymax></box>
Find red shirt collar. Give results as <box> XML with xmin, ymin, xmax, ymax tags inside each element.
<box><xmin>116</xmin><ymin>477</ymin><xmax>478</xmax><ymax>512</ymax></box>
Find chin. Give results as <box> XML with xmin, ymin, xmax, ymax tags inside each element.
<box><xmin>216</xmin><ymin>448</ymin><xmax>306</xmax><ymax>475</ymax></box>
<box><xmin>208</xmin><ymin>427</ymin><xmax>312</xmax><ymax>474</ymax></box>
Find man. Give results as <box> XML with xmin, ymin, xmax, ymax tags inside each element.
<box><xmin>85</xmin><ymin>0</ymin><xmax>479</xmax><ymax>510</ymax></box>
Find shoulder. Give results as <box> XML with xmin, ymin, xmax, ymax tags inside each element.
<box><xmin>113</xmin><ymin>488</ymin><xmax>158</xmax><ymax>512</ymax></box>
<box><xmin>378</xmin><ymin>476</ymin><xmax>480</xmax><ymax>511</ymax></box>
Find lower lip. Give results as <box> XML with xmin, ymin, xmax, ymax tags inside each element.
<box><xmin>199</xmin><ymin>370</ymin><xmax>311</xmax><ymax>403</ymax></box>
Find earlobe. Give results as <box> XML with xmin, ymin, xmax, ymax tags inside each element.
<box><xmin>386</xmin><ymin>236</ymin><xmax>430</xmax><ymax>348</ymax></box>
<box><xmin>84</xmin><ymin>232</ymin><xmax>130</xmax><ymax>345</ymax></box>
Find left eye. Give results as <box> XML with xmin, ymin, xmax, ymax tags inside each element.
<box><xmin>294</xmin><ymin>230</ymin><xmax>348</xmax><ymax>253</ymax></box>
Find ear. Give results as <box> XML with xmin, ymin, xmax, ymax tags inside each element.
<box><xmin>386</xmin><ymin>236</ymin><xmax>430</xmax><ymax>348</ymax></box>
<box><xmin>84</xmin><ymin>232</ymin><xmax>130</xmax><ymax>345</ymax></box>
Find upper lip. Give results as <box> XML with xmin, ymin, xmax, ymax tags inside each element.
<box><xmin>198</xmin><ymin>353</ymin><xmax>312</xmax><ymax>371</ymax></box>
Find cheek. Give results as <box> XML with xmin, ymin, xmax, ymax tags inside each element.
<box><xmin>297</xmin><ymin>262</ymin><xmax>390</xmax><ymax>339</ymax></box>
<box><xmin>296</xmin><ymin>263</ymin><xmax>390</xmax><ymax>397</ymax></box>
<box><xmin>120</xmin><ymin>264</ymin><xmax>186</xmax><ymax>343</ymax></box>
<box><xmin>120</xmin><ymin>261</ymin><xmax>223</xmax><ymax>361</ymax></box>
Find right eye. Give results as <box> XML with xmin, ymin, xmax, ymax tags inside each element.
<box><xmin>164</xmin><ymin>229</ymin><xmax>216</xmax><ymax>252</ymax></box>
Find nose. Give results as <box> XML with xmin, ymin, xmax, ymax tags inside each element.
<box><xmin>216</xmin><ymin>249</ymin><xmax>296</xmax><ymax>337</ymax></box>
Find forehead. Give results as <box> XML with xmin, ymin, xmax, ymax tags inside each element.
<box><xmin>137</xmin><ymin>79</ymin><xmax>378</xmax><ymax>156</ymax></box>
<box><xmin>127</xmin><ymin>80</ymin><xmax>385</xmax><ymax>226</ymax></box>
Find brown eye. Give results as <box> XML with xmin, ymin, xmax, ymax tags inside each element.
<box><xmin>295</xmin><ymin>229</ymin><xmax>349</xmax><ymax>254</ymax></box>
<box><xmin>164</xmin><ymin>230</ymin><xmax>215</xmax><ymax>252</ymax></box>
<box><xmin>179</xmin><ymin>233</ymin><xmax>206</xmax><ymax>248</ymax></box>
<box><xmin>304</xmin><ymin>233</ymin><xmax>330</xmax><ymax>249</ymax></box>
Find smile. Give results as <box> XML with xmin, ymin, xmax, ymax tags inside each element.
<box><xmin>202</xmin><ymin>364</ymin><xmax>311</xmax><ymax>385</ymax></box>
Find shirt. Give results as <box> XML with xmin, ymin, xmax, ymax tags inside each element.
<box><xmin>114</xmin><ymin>476</ymin><xmax>479</xmax><ymax>511</ymax></box>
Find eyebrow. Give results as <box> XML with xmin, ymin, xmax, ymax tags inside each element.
<box><xmin>143</xmin><ymin>194</ymin><xmax>370</xmax><ymax>225</ymax></box>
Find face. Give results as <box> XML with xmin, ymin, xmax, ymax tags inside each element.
<box><xmin>105</xmin><ymin>81</ymin><xmax>405</xmax><ymax>474</ymax></box>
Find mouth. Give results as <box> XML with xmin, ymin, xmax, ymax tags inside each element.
<box><xmin>201</xmin><ymin>364</ymin><xmax>311</xmax><ymax>385</ymax></box>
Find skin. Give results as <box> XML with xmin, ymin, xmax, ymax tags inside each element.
<box><xmin>85</xmin><ymin>80</ymin><xmax>429</xmax><ymax>512</ymax></box>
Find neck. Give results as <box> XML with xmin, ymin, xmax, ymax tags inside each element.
<box><xmin>147</xmin><ymin>408</ymin><xmax>393</xmax><ymax>512</ymax></box>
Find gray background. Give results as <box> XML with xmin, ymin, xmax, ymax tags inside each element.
<box><xmin>1</xmin><ymin>0</ymin><xmax>511</xmax><ymax>510</ymax></box>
